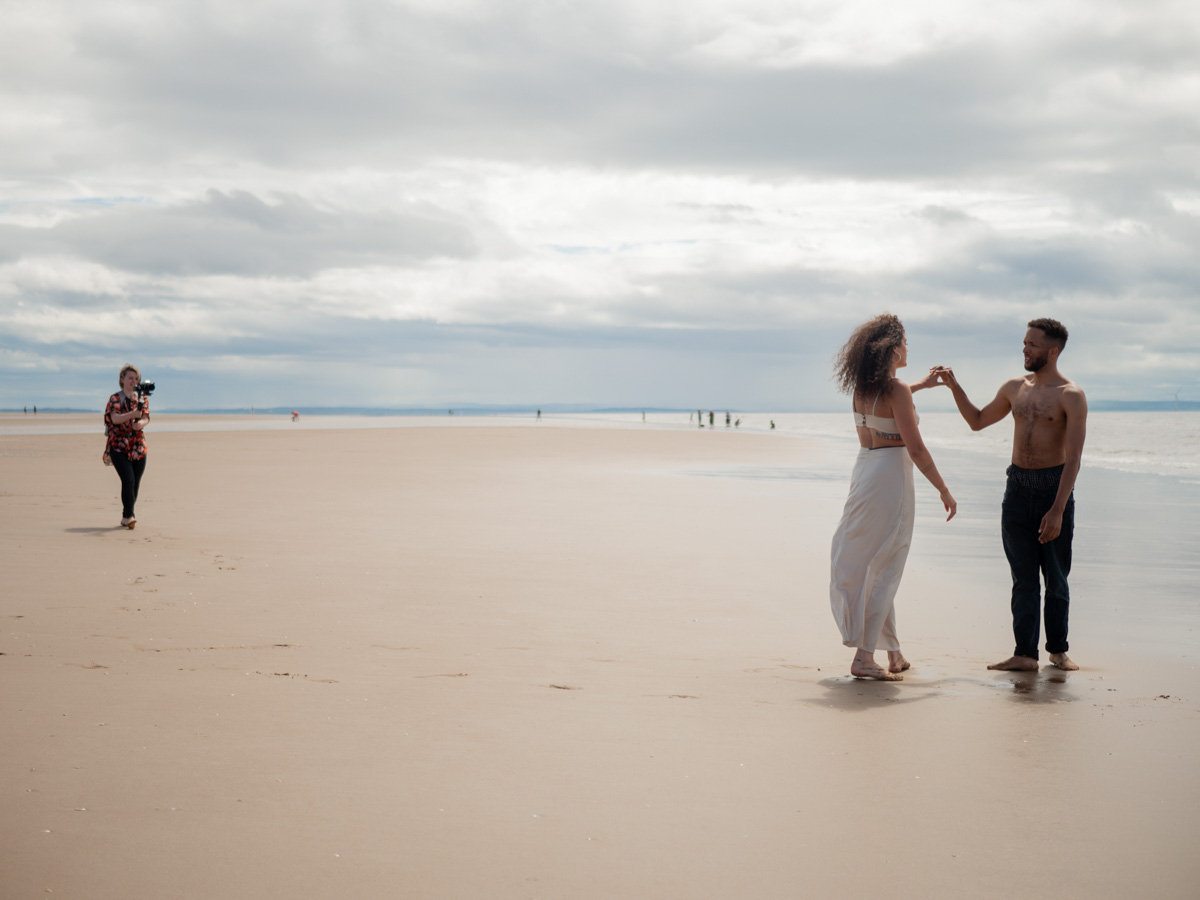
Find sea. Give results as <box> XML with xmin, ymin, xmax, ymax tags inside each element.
<box><xmin>616</xmin><ymin>410</ymin><xmax>1200</xmax><ymax>656</ymax></box>
<box><xmin>3</xmin><ymin>408</ymin><xmax>1197</xmax><ymax>655</ymax></box>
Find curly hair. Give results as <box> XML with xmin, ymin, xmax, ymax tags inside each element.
<box><xmin>833</xmin><ymin>313</ymin><xmax>905</xmax><ymax>399</ymax></box>
<box><xmin>118</xmin><ymin>364</ymin><xmax>141</xmax><ymax>387</ymax></box>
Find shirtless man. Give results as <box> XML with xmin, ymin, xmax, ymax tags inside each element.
<box><xmin>934</xmin><ymin>318</ymin><xmax>1087</xmax><ymax>671</ymax></box>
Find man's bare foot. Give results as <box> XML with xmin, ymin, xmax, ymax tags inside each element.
<box><xmin>887</xmin><ymin>651</ymin><xmax>910</xmax><ymax>673</ymax></box>
<box><xmin>987</xmin><ymin>655</ymin><xmax>1039</xmax><ymax>671</ymax></box>
<box><xmin>1048</xmin><ymin>653</ymin><xmax>1078</xmax><ymax>670</ymax></box>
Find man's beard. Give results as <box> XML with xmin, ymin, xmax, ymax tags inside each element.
<box><xmin>1024</xmin><ymin>353</ymin><xmax>1048</xmax><ymax>372</ymax></box>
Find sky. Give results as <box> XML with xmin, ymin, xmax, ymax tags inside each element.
<box><xmin>2</xmin><ymin>0</ymin><xmax>1198</xmax><ymax>411</ymax></box>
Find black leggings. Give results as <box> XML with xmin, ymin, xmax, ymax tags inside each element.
<box><xmin>110</xmin><ymin>451</ymin><xmax>146</xmax><ymax>519</ymax></box>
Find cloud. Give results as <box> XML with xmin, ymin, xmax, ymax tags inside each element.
<box><xmin>1</xmin><ymin>190</ymin><xmax>478</xmax><ymax>277</ymax></box>
<box><xmin>4</xmin><ymin>1</ymin><xmax>1195</xmax><ymax>180</ymax></box>
<box><xmin>2</xmin><ymin>0</ymin><xmax>1199</xmax><ymax>409</ymax></box>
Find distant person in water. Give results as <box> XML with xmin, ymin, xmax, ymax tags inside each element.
<box><xmin>830</xmin><ymin>314</ymin><xmax>956</xmax><ymax>681</ymax></box>
<box><xmin>933</xmin><ymin>318</ymin><xmax>1086</xmax><ymax>672</ymax></box>
<box><xmin>104</xmin><ymin>364</ymin><xmax>150</xmax><ymax>529</ymax></box>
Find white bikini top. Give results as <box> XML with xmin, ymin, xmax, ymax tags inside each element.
<box><xmin>853</xmin><ymin>393</ymin><xmax>916</xmax><ymax>432</ymax></box>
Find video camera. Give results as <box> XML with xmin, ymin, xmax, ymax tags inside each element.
<box><xmin>137</xmin><ymin>381</ymin><xmax>156</xmax><ymax>397</ymax></box>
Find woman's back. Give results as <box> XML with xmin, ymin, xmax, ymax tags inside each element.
<box><xmin>853</xmin><ymin>383</ymin><xmax>912</xmax><ymax>449</ymax></box>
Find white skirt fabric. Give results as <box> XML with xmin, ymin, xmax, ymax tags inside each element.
<box><xmin>829</xmin><ymin>446</ymin><xmax>915</xmax><ymax>653</ymax></box>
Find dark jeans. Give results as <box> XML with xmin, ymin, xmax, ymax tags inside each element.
<box><xmin>110</xmin><ymin>451</ymin><xmax>146</xmax><ymax>519</ymax></box>
<box><xmin>1001</xmin><ymin>464</ymin><xmax>1074</xmax><ymax>660</ymax></box>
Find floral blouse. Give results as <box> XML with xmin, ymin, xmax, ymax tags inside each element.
<box><xmin>104</xmin><ymin>392</ymin><xmax>149</xmax><ymax>460</ymax></box>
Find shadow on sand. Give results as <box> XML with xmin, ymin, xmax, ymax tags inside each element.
<box><xmin>65</xmin><ymin>526</ymin><xmax>128</xmax><ymax>535</ymax></box>
<box><xmin>806</xmin><ymin>676</ymin><xmax>945</xmax><ymax>711</ymax></box>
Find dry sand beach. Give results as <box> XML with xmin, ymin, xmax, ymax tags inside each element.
<box><xmin>3</xmin><ymin>417</ymin><xmax>1199</xmax><ymax>899</ymax></box>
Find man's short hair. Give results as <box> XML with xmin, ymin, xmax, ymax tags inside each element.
<box><xmin>1028</xmin><ymin>317</ymin><xmax>1068</xmax><ymax>350</ymax></box>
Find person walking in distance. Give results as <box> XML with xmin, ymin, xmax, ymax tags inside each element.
<box><xmin>104</xmin><ymin>364</ymin><xmax>151</xmax><ymax>529</ymax></box>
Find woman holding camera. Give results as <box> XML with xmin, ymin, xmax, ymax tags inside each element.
<box><xmin>104</xmin><ymin>364</ymin><xmax>150</xmax><ymax>529</ymax></box>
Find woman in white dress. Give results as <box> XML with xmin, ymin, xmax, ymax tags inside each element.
<box><xmin>830</xmin><ymin>314</ymin><xmax>956</xmax><ymax>681</ymax></box>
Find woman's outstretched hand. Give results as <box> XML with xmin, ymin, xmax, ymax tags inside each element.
<box><xmin>911</xmin><ymin>368</ymin><xmax>950</xmax><ymax>391</ymax></box>
<box><xmin>929</xmin><ymin>365</ymin><xmax>957</xmax><ymax>387</ymax></box>
<box><xmin>940</xmin><ymin>489</ymin><xmax>957</xmax><ymax>521</ymax></box>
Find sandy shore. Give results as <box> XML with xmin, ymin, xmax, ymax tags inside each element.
<box><xmin>2</xmin><ymin>421</ymin><xmax>1198</xmax><ymax>899</ymax></box>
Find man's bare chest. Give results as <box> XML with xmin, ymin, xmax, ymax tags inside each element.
<box><xmin>1012</xmin><ymin>389</ymin><xmax>1066</xmax><ymax>430</ymax></box>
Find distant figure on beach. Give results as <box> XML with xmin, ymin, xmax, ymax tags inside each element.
<box><xmin>537</xmin><ymin>409</ymin><xmax>541</xmax><ymax>420</ymax></box>
<box><xmin>725</xmin><ymin>411</ymin><xmax>731</xmax><ymax>426</ymax></box>
<box><xmin>933</xmin><ymin>318</ymin><xmax>1086</xmax><ymax>672</ymax></box>
<box><xmin>708</xmin><ymin>410</ymin><xmax>714</xmax><ymax>427</ymax></box>
<box><xmin>830</xmin><ymin>314</ymin><xmax>956</xmax><ymax>681</ymax></box>
<box><xmin>735</xmin><ymin>418</ymin><xmax>740</xmax><ymax>427</ymax></box>
<box><xmin>33</xmin><ymin>405</ymin><xmax>37</xmax><ymax>414</ymax></box>
<box><xmin>292</xmin><ymin>410</ymin><xmax>299</xmax><ymax>422</ymax></box>
<box><xmin>769</xmin><ymin>420</ymin><xmax>775</xmax><ymax>429</ymax></box>
<box><xmin>104</xmin><ymin>364</ymin><xmax>150</xmax><ymax>530</ymax></box>
<box><xmin>23</xmin><ymin>406</ymin><xmax>27</xmax><ymax>414</ymax></box>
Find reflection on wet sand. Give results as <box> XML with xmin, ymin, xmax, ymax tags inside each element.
<box><xmin>993</xmin><ymin>669</ymin><xmax>1077</xmax><ymax>703</ymax></box>
<box><xmin>806</xmin><ymin>670</ymin><xmax>1079</xmax><ymax>710</ymax></box>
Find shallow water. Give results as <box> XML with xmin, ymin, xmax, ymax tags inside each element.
<box><xmin>4</xmin><ymin>409</ymin><xmax>1196</xmax><ymax>657</ymax></box>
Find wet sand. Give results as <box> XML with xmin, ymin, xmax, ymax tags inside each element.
<box><xmin>2</xmin><ymin>420</ymin><xmax>1198</xmax><ymax>898</ymax></box>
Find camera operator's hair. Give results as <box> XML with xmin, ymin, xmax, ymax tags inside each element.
<box><xmin>118</xmin><ymin>364</ymin><xmax>141</xmax><ymax>387</ymax></box>
<box><xmin>1028</xmin><ymin>318</ymin><xmax>1068</xmax><ymax>350</ymax></box>
<box><xmin>834</xmin><ymin>313</ymin><xmax>905</xmax><ymax>399</ymax></box>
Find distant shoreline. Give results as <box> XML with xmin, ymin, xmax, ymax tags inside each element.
<box><xmin>5</xmin><ymin>400</ymin><xmax>1198</xmax><ymax>415</ymax></box>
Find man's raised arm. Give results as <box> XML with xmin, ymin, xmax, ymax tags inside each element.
<box><xmin>933</xmin><ymin>367</ymin><xmax>1013</xmax><ymax>431</ymax></box>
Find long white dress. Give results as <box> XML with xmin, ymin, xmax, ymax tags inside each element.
<box><xmin>829</xmin><ymin>445</ymin><xmax>915</xmax><ymax>653</ymax></box>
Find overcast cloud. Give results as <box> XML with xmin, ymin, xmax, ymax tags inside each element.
<box><xmin>2</xmin><ymin>0</ymin><xmax>1198</xmax><ymax>410</ymax></box>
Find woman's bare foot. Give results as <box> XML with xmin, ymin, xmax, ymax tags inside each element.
<box><xmin>987</xmin><ymin>655</ymin><xmax>1039</xmax><ymax>671</ymax></box>
<box><xmin>887</xmin><ymin>651</ymin><xmax>910</xmax><ymax>673</ymax></box>
<box><xmin>1048</xmin><ymin>653</ymin><xmax>1078</xmax><ymax>670</ymax></box>
<box><xmin>851</xmin><ymin>651</ymin><xmax>903</xmax><ymax>681</ymax></box>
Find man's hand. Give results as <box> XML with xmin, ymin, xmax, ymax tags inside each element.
<box><xmin>910</xmin><ymin>368</ymin><xmax>948</xmax><ymax>391</ymax></box>
<box><xmin>930</xmin><ymin>365</ymin><xmax>958</xmax><ymax>387</ymax></box>
<box><xmin>1038</xmin><ymin>509</ymin><xmax>1064</xmax><ymax>543</ymax></box>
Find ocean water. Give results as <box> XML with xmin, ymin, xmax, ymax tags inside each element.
<box><xmin>4</xmin><ymin>408</ymin><xmax>1196</xmax><ymax>653</ymax></box>
<box><xmin>570</xmin><ymin>409</ymin><xmax>1200</xmax><ymax>483</ymax></box>
<box><xmin>599</xmin><ymin>409</ymin><xmax>1200</xmax><ymax>655</ymax></box>
<box><xmin>3</xmin><ymin>408</ymin><xmax>1196</xmax><ymax>482</ymax></box>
